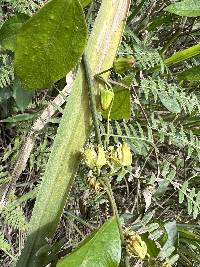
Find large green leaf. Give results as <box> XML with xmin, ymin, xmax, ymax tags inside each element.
<box><xmin>165</xmin><ymin>0</ymin><xmax>200</xmax><ymax>17</ymax></box>
<box><xmin>177</xmin><ymin>65</ymin><xmax>200</xmax><ymax>81</ymax></box>
<box><xmin>57</xmin><ymin>217</ymin><xmax>121</xmax><ymax>267</ymax></box>
<box><xmin>14</xmin><ymin>0</ymin><xmax>87</xmax><ymax>89</ymax></box>
<box><xmin>0</xmin><ymin>13</ymin><xmax>29</xmax><ymax>51</ymax></box>
<box><xmin>102</xmin><ymin>76</ymin><xmax>132</xmax><ymax>120</ymax></box>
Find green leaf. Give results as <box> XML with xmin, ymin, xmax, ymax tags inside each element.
<box><xmin>155</xmin><ymin>169</ymin><xmax>176</xmax><ymax>196</ymax></box>
<box><xmin>14</xmin><ymin>0</ymin><xmax>87</xmax><ymax>89</ymax></box>
<box><xmin>158</xmin><ymin>91</ymin><xmax>181</xmax><ymax>113</ymax></box>
<box><xmin>56</xmin><ymin>217</ymin><xmax>121</xmax><ymax>267</ymax></box>
<box><xmin>177</xmin><ymin>65</ymin><xmax>200</xmax><ymax>81</ymax></box>
<box><xmin>0</xmin><ymin>113</ymin><xmax>37</xmax><ymax>123</ymax></box>
<box><xmin>179</xmin><ymin>181</ymin><xmax>188</xmax><ymax>204</ymax></box>
<box><xmin>164</xmin><ymin>43</ymin><xmax>200</xmax><ymax>67</ymax></box>
<box><xmin>80</xmin><ymin>0</ymin><xmax>93</xmax><ymax>7</ymax></box>
<box><xmin>0</xmin><ymin>86</ymin><xmax>12</xmax><ymax>103</ymax></box>
<box><xmin>164</xmin><ymin>221</ymin><xmax>177</xmax><ymax>247</ymax></box>
<box><xmin>141</xmin><ymin>233</ymin><xmax>159</xmax><ymax>258</ymax></box>
<box><xmin>165</xmin><ymin>0</ymin><xmax>200</xmax><ymax>17</ymax></box>
<box><xmin>102</xmin><ymin>76</ymin><xmax>132</xmax><ymax>120</ymax></box>
<box><xmin>0</xmin><ymin>13</ymin><xmax>29</xmax><ymax>51</ymax></box>
<box><xmin>13</xmin><ymin>78</ymin><xmax>34</xmax><ymax>111</ymax></box>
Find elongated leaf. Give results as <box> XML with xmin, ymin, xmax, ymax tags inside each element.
<box><xmin>57</xmin><ymin>217</ymin><xmax>121</xmax><ymax>267</ymax></box>
<box><xmin>102</xmin><ymin>76</ymin><xmax>132</xmax><ymax>120</ymax></box>
<box><xmin>165</xmin><ymin>0</ymin><xmax>200</xmax><ymax>17</ymax></box>
<box><xmin>16</xmin><ymin>1</ymin><xmax>131</xmax><ymax>266</ymax></box>
<box><xmin>164</xmin><ymin>43</ymin><xmax>200</xmax><ymax>67</ymax></box>
<box><xmin>14</xmin><ymin>0</ymin><xmax>87</xmax><ymax>89</ymax></box>
<box><xmin>177</xmin><ymin>65</ymin><xmax>200</xmax><ymax>81</ymax></box>
<box><xmin>0</xmin><ymin>113</ymin><xmax>37</xmax><ymax>123</ymax></box>
<box><xmin>179</xmin><ymin>181</ymin><xmax>188</xmax><ymax>204</ymax></box>
<box><xmin>0</xmin><ymin>13</ymin><xmax>29</xmax><ymax>51</ymax></box>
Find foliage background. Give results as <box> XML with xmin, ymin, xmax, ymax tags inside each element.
<box><xmin>0</xmin><ymin>0</ymin><xmax>200</xmax><ymax>266</ymax></box>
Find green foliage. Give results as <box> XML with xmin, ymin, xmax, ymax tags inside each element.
<box><xmin>14</xmin><ymin>0</ymin><xmax>87</xmax><ymax>89</ymax></box>
<box><xmin>13</xmin><ymin>78</ymin><xmax>34</xmax><ymax>111</ymax></box>
<box><xmin>1</xmin><ymin>0</ymin><xmax>200</xmax><ymax>266</ymax></box>
<box><xmin>0</xmin><ymin>13</ymin><xmax>29</xmax><ymax>51</ymax></box>
<box><xmin>2</xmin><ymin>0</ymin><xmax>41</xmax><ymax>15</ymax></box>
<box><xmin>15</xmin><ymin>1</ymin><xmax>129</xmax><ymax>266</ymax></box>
<box><xmin>0</xmin><ymin>234</ymin><xmax>11</xmax><ymax>254</ymax></box>
<box><xmin>101</xmin><ymin>76</ymin><xmax>132</xmax><ymax>120</ymax></box>
<box><xmin>164</xmin><ymin>43</ymin><xmax>200</xmax><ymax>67</ymax></box>
<box><xmin>177</xmin><ymin>65</ymin><xmax>200</xmax><ymax>81</ymax></box>
<box><xmin>179</xmin><ymin>181</ymin><xmax>200</xmax><ymax>219</ymax></box>
<box><xmin>0</xmin><ymin>53</ymin><xmax>14</xmax><ymax>89</ymax></box>
<box><xmin>141</xmin><ymin>77</ymin><xmax>200</xmax><ymax>114</ymax></box>
<box><xmin>57</xmin><ymin>217</ymin><xmax>121</xmax><ymax>267</ymax></box>
<box><xmin>1</xmin><ymin>204</ymin><xmax>28</xmax><ymax>231</ymax></box>
<box><xmin>165</xmin><ymin>0</ymin><xmax>200</xmax><ymax>17</ymax></box>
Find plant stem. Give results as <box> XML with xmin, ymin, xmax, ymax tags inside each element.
<box><xmin>100</xmin><ymin>177</ymin><xmax>130</xmax><ymax>267</ymax></box>
<box><xmin>82</xmin><ymin>54</ymin><xmax>102</xmax><ymax>144</ymax></box>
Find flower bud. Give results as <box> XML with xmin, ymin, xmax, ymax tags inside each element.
<box><xmin>117</xmin><ymin>143</ymin><xmax>132</xmax><ymax>166</ymax></box>
<box><xmin>125</xmin><ymin>230</ymin><xmax>147</xmax><ymax>260</ymax></box>
<box><xmin>83</xmin><ymin>147</ymin><xmax>97</xmax><ymax>169</ymax></box>
<box><xmin>100</xmin><ymin>89</ymin><xmax>114</xmax><ymax>111</ymax></box>
<box><xmin>96</xmin><ymin>145</ymin><xmax>107</xmax><ymax>167</ymax></box>
<box><xmin>113</xmin><ymin>56</ymin><xmax>135</xmax><ymax>74</ymax></box>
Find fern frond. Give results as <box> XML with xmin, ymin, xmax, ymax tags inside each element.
<box><xmin>3</xmin><ymin>0</ymin><xmax>42</xmax><ymax>15</ymax></box>
<box><xmin>0</xmin><ymin>234</ymin><xmax>11</xmax><ymax>253</ymax></box>
<box><xmin>0</xmin><ymin>53</ymin><xmax>14</xmax><ymax>89</ymax></box>
<box><xmin>1</xmin><ymin>205</ymin><xmax>29</xmax><ymax>231</ymax></box>
<box><xmin>141</xmin><ymin>77</ymin><xmax>200</xmax><ymax>114</ymax></box>
<box><xmin>178</xmin><ymin>181</ymin><xmax>200</xmax><ymax>219</ymax></box>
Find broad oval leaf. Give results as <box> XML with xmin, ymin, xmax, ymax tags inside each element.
<box><xmin>165</xmin><ymin>0</ymin><xmax>200</xmax><ymax>17</ymax></box>
<box><xmin>177</xmin><ymin>65</ymin><xmax>200</xmax><ymax>81</ymax></box>
<box><xmin>14</xmin><ymin>0</ymin><xmax>87</xmax><ymax>89</ymax></box>
<box><xmin>102</xmin><ymin>76</ymin><xmax>132</xmax><ymax>120</ymax></box>
<box><xmin>56</xmin><ymin>217</ymin><xmax>121</xmax><ymax>267</ymax></box>
<box><xmin>0</xmin><ymin>13</ymin><xmax>29</xmax><ymax>51</ymax></box>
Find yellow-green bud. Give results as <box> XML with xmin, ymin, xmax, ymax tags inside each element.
<box><xmin>83</xmin><ymin>147</ymin><xmax>97</xmax><ymax>169</ymax></box>
<box><xmin>113</xmin><ymin>56</ymin><xmax>135</xmax><ymax>74</ymax></box>
<box><xmin>125</xmin><ymin>231</ymin><xmax>147</xmax><ymax>260</ymax></box>
<box><xmin>100</xmin><ymin>89</ymin><xmax>114</xmax><ymax>111</ymax></box>
<box><xmin>117</xmin><ymin>143</ymin><xmax>132</xmax><ymax>166</ymax></box>
<box><xmin>96</xmin><ymin>145</ymin><xmax>107</xmax><ymax>167</ymax></box>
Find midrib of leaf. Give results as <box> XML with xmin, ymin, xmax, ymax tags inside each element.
<box><xmin>16</xmin><ymin>1</ymin><xmax>131</xmax><ymax>267</ymax></box>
